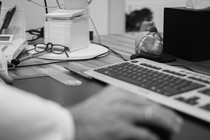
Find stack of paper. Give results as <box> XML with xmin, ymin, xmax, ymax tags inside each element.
<box><xmin>44</xmin><ymin>9</ymin><xmax>89</xmax><ymax>52</ymax></box>
<box><xmin>46</xmin><ymin>9</ymin><xmax>87</xmax><ymax>19</ymax></box>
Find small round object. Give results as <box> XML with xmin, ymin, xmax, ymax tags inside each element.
<box><xmin>11</xmin><ymin>59</ymin><xmax>20</xmax><ymax>66</ymax></box>
<box><xmin>64</xmin><ymin>80</ymin><xmax>82</xmax><ymax>86</ymax></box>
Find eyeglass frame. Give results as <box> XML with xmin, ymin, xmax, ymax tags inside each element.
<box><xmin>33</xmin><ymin>42</ymin><xmax>70</xmax><ymax>58</ymax></box>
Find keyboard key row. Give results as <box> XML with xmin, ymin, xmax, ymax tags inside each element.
<box><xmin>95</xmin><ymin>62</ymin><xmax>205</xmax><ymax>96</ymax></box>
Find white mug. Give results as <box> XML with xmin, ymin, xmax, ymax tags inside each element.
<box><xmin>64</xmin><ymin>0</ymin><xmax>92</xmax><ymax>9</ymax></box>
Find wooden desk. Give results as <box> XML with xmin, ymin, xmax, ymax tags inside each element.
<box><xmin>11</xmin><ymin>34</ymin><xmax>210</xmax><ymax>140</ymax></box>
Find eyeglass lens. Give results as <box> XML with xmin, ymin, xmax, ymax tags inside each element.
<box><xmin>35</xmin><ymin>43</ymin><xmax>68</xmax><ymax>54</ymax></box>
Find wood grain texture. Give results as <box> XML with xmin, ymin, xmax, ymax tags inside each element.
<box><xmin>9</xmin><ymin>34</ymin><xmax>210</xmax><ymax>80</ymax></box>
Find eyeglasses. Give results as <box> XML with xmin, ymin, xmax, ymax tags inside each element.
<box><xmin>8</xmin><ymin>42</ymin><xmax>70</xmax><ymax>70</ymax></box>
<box><xmin>34</xmin><ymin>42</ymin><xmax>70</xmax><ymax>58</ymax></box>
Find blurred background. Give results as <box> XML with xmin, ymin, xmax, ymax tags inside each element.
<box><xmin>1</xmin><ymin>0</ymin><xmax>186</xmax><ymax>36</ymax></box>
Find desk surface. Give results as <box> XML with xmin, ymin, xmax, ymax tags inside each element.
<box><xmin>11</xmin><ymin>34</ymin><xmax>210</xmax><ymax>140</ymax></box>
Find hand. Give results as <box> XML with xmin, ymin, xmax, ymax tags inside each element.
<box><xmin>69</xmin><ymin>86</ymin><xmax>183</xmax><ymax>140</ymax></box>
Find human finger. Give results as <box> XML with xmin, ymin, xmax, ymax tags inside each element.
<box><xmin>143</xmin><ymin>106</ymin><xmax>183</xmax><ymax>133</ymax></box>
<box><xmin>99</xmin><ymin>86</ymin><xmax>183</xmax><ymax>131</ymax></box>
<box><xmin>122</xmin><ymin>105</ymin><xmax>183</xmax><ymax>134</ymax></box>
<box><xmin>121</xmin><ymin>124</ymin><xmax>160</xmax><ymax>140</ymax></box>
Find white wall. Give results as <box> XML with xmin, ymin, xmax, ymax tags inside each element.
<box><xmin>1</xmin><ymin>0</ymin><xmax>187</xmax><ymax>35</ymax></box>
<box><xmin>1</xmin><ymin>0</ymin><xmax>124</xmax><ymax>35</ymax></box>
<box><xmin>89</xmin><ymin>0</ymin><xmax>109</xmax><ymax>34</ymax></box>
<box><xmin>1</xmin><ymin>0</ymin><xmax>52</xmax><ymax>30</ymax></box>
<box><xmin>89</xmin><ymin>0</ymin><xmax>125</xmax><ymax>34</ymax></box>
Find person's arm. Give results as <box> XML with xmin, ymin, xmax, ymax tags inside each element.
<box><xmin>0</xmin><ymin>83</ymin><xmax>74</xmax><ymax>140</ymax></box>
<box><xmin>70</xmin><ymin>86</ymin><xmax>183</xmax><ymax>140</ymax></box>
<box><xmin>0</xmin><ymin>82</ymin><xmax>183</xmax><ymax>140</ymax></box>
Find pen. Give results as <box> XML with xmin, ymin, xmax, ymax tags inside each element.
<box><xmin>63</xmin><ymin>66</ymin><xmax>92</xmax><ymax>79</ymax></box>
<box><xmin>1</xmin><ymin>5</ymin><xmax>16</xmax><ymax>30</ymax></box>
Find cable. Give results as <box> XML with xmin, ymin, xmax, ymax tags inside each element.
<box><xmin>26</xmin><ymin>27</ymin><xmax>44</xmax><ymax>43</ymax></box>
<box><xmin>26</xmin><ymin>0</ymin><xmax>61</xmax><ymax>9</ymax></box>
<box><xmin>109</xmin><ymin>48</ymin><xmax>128</xmax><ymax>61</ymax></box>
<box><xmin>89</xmin><ymin>15</ymin><xmax>101</xmax><ymax>42</ymax></box>
<box><xmin>55</xmin><ymin>0</ymin><xmax>62</xmax><ymax>9</ymax></box>
<box><xmin>44</xmin><ymin>0</ymin><xmax>48</xmax><ymax>13</ymax></box>
<box><xmin>27</xmin><ymin>0</ymin><xmax>91</xmax><ymax>9</ymax></box>
<box><xmin>170</xmin><ymin>64</ymin><xmax>195</xmax><ymax>72</ymax></box>
<box><xmin>92</xmin><ymin>42</ymin><xmax>128</xmax><ymax>61</ymax></box>
<box><xmin>170</xmin><ymin>64</ymin><xmax>210</xmax><ymax>76</ymax></box>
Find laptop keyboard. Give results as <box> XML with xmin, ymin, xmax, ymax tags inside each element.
<box><xmin>95</xmin><ymin>62</ymin><xmax>205</xmax><ymax>97</ymax></box>
<box><xmin>85</xmin><ymin>58</ymin><xmax>210</xmax><ymax>123</ymax></box>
